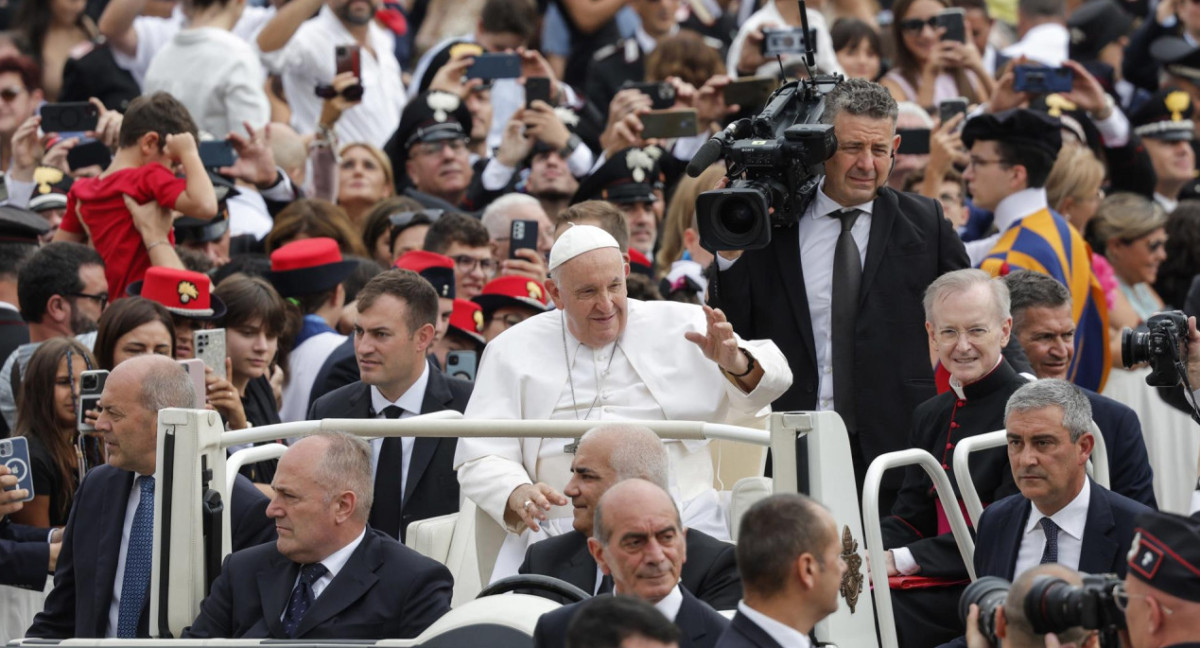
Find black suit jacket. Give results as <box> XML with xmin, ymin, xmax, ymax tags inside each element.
<box><xmin>26</xmin><ymin>465</ymin><xmax>276</xmax><ymax>638</ymax></box>
<box><xmin>307</xmin><ymin>367</ymin><xmax>472</xmax><ymax>542</ymax></box>
<box><xmin>0</xmin><ymin>304</ymin><xmax>27</xmax><ymax>377</ymax></box>
<box><xmin>0</xmin><ymin>517</ymin><xmax>50</xmax><ymax>589</ymax></box>
<box><xmin>518</xmin><ymin>528</ymin><xmax>742</xmax><ymax>609</ymax></box>
<box><xmin>183</xmin><ymin>527</ymin><xmax>453</xmax><ymax>639</ymax></box>
<box><xmin>308</xmin><ymin>337</ymin><xmax>358</xmax><ymax>412</ymax></box>
<box><xmin>1083</xmin><ymin>388</ymin><xmax>1157</xmax><ymax>508</ymax></box>
<box><xmin>714</xmin><ymin>611</ymin><xmax>786</xmax><ymax>648</ymax></box>
<box><xmin>710</xmin><ymin>185</ymin><xmax>970</xmax><ymax>493</ymax></box>
<box><xmin>974</xmin><ymin>480</ymin><xmax>1152</xmax><ymax>580</ymax></box>
<box><xmin>533</xmin><ymin>588</ymin><xmax>729</xmax><ymax>648</ymax></box>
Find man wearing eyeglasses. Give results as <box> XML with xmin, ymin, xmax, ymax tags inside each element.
<box><xmin>423</xmin><ymin>212</ymin><xmax>496</xmax><ymax>299</ymax></box>
<box><xmin>1121</xmin><ymin>510</ymin><xmax>1200</xmax><ymax>648</ymax></box>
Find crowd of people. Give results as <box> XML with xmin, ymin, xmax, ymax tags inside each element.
<box><xmin>0</xmin><ymin>0</ymin><xmax>1198</xmax><ymax>646</ymax></box>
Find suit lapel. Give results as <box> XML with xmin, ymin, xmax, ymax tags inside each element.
<box><xmin>675</xmin><ymin>589</ymin><xmax>713</xmax><ymax>648</ymax></box>
<box><xmin>347</xmin><ymin>383</ymin><xmax>372</xmax><ymax>418</ymax></box>
<box><xmin>295</xmin><ymin>533</ymin><xmax>382</xmax><ymax>637</ymax></box>
<box><xmin>771</xmin><ymin>226</ymin><xmax>817</xmax><ymax>367</ymax></box>
<box><xmin>95</xmin><ymin>469</ymin><xmax>134</xmax><ymax>635</ymax></box>
<box><xmin>1078</xmin><ymin>481</ymin><xmax>1118</xmax><ymax>574</ymax></box>
<box><xmin>405</xmin><ymin>370</ymin><xmax>453</xmax><ymax>504</ymax></box>
<box><xmin>564</xmin><ymin>533</ymin><xmax>598</xmax><ymax>593</ymax></box>
<box><xmin>259</xmin><ymin>551</ymin><xmax>300</xmax><ymax>638</ymax></box>
<box><xmin>860</xmin><ymin>191</ymin><xmax>897</xmax><ymax>310</ymax></box>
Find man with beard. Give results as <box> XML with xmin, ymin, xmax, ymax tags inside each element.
<box><xmin>527</xmin><ymin>145</ymin><xmax>580</xmax><ymax>219</ymax></box>
<box><xmin>255</xmin><ymin>0</ymin><xmax>408</xmax><ymax>149</ymax></box>
<box><xmin>0</xmin><ymin>242</ymin><xmax>106</xmax><ymax>434</ymax></box>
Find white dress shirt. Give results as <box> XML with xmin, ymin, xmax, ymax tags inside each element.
<box><xmin>277</xmin><ymin>526</ymin><xmax>367</xmax><ymax>622</ymax></box>
<box><xmin>611</xmin><ymin>584</ymin><xmax>684</xmax><ymax>621</ymax></box>
<box><xmin>106</xmin><ymin>474</ymin><xmax>151</xmax><ymax>638</ymax></box>
<box><xmin>368</xmin><ymin>361</ymin><xmax>431</xmax><ymax>500</ymax></box>
<box><xmin>1013</xmin><ymin>479</ymin><xmax>1091</xmax><ymax>578</ymax></box>
<box><xmin>737</xmin><ymin>601</ymin><xmax>813</xmax><ymax>647</ymax></box>
<box><xmin>965</xmin><ymin>187</ymin><xmax>1049</xmax><ymax>267</ymax></box>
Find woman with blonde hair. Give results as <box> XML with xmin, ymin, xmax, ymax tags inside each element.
<box><xmin>1046</xmin><ymin>144</ymin><xmax>1107</xmax><ymax>232</ymax></box>
<box><xmin>1085</xmin><ymin>193</ymin><xmax>1169</xmax><ymax>323</ymax></box>
<box><xmin>337</xmin><ymin>143</ymin><xmax>395</xmax><ymax>230</ymax></box>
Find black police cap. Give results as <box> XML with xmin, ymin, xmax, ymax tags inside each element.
<box><xmin>1067</xmin><ymin>0</ymin><xmax>1133</xmax><ymax>62</ymax></box>
<box><xmin>393</xmin><ymin>91</ymin><xmax>471</xmax><ymax>156</ymax></box>
<box><xmin>1130</xmin><ymin>86</ymin><xmax>1195</xmax><ymax>141</ymax></box>
<box><xmin>1127</xmin><ymin>510</ymin><xmax>1200</xmax><ymax>602</ymax></box>
<box><xmin>571</xmin><ymin>146</ymin><xmax>663</xmax><ymax>206</ymax></box>
<box><xmin>0</xmin><ymin>205</ymin><xmax>51</xmax><ymax>244</ymax></box>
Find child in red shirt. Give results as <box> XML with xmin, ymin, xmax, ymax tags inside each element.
<box><xmin>56</xmin><ymin>92</ymin><xmax>217</xmax><ymax>298</ymax></box>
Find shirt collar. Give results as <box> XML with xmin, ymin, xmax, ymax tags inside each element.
<box><xmin>654</xmin><ymin>584</ymin><xmax>685</xmax><ymax>621</ymax></box>
<box><xmin>737</xmin><ymin>601</ymin><xmax>813</xmax><ymax>647</ymax></box>
<box><xmin>316</xmin><ymin>526</ymin><xmax>367</xmax><ymax>578</ymax></box>
<box><xmin>812</xmin><ymin>178</ymin><xmax>876</xmax><ymax>219</ymax></box>
<box><xmin>1154</xmin><ymin>192</ymin><xmax>1179</xmax><ymax>213</ymax></box>
<box><xmin>369</xmin><ymin>360</ymin><xmax>431</xmax><ymax>416</ymax></box>
<box><xmin>993</xmin><ymin>187</ymin><xmax>1048</xmax><ymax>234</ymax></box>
<box><xmin>948</xmin><ymin>356</ymin><xmax>1005</xmax><ymax>400</ymax></box>
<box><xmin>1024</xmin><ymin>478</ymin><xmax>1091</xmax><ymax>541</ymax></box>
<box><xmin>635</xmin><ymin>25</ymin><xmax>678</xmax><ymax>54</ymax></box>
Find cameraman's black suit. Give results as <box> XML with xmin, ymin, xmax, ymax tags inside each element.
<box><xmin>709</xmin><ymin>184</ymin><xmax>969</xmax><ymax>508</ymax></box>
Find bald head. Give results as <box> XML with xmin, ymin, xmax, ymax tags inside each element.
<box><xmin>111</xmin><ymin>353</ymin><xmax>195</xmax><ymax>412</ymax></box>
<box><xmin>1004</xmin><ymin>564</ymin><xmax>1091</xmax><ymax>646</ymax></box>
<box><xmin>579</xmin><ymin>424</ymin><xmax>668</xmax><ymax>489</ymax></box>
<box><xmin>594</xmin><ymin>478</ymin><xmax>681</xmax><ymax>545</ymax></box>
<box><xmin>588</xmin><ymin>478</ymin><xmax>687</xmax><ymax>603</ymax></box>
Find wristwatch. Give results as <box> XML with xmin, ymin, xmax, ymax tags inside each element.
<box><xmin>726</xmin><ymin>348</ymin><xmax>757</xmax><ymax>378</ymax></box>
<box><xmin>558</xmin><ymin>134</ymin><xmax>582</xmax><ymax>159</ymax></box>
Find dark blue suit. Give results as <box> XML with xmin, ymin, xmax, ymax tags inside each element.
<box><xmin>183</xmin><ymin>527</ymin><xmax>453</xmax><ymax>639</ymax></box>
<box><xmin>0</xmin><ymin>517</ymin><xmax>50</xmax><ymax>589</ymax></box>
<box><xmin>974</xmin><ymin>479</ymin><xmax>1152</xmax><ymax>580</ymax></box>
<box><xmin>1083</xmin><ymin>388</ymin><xmax>1157</xmax><ymax>508</ymax></box>
<box><xmin>26</xmin><ymin>464</ymin><xmax>277</xmax><ymax>638</ymax></box>
<box><xmin>714</xmin><ymin>611</ymin><xmax>786</xmax><ymax>648</ymax></box>
<box><xmin>533</xmin><ymin>588</ymin><xmax>728</xmax><ymax>648</ymax></box>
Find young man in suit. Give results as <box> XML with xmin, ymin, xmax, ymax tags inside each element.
<box><xmin>184</xmin><ymin>432</ymin><xmax>454</xmax><ymax>639</ymax></box>
<box><xmin>709</xmin><ymin>78</ymin><xmax>970</xmax><ymax>510</ymax></box>
<box><xmin>309</xmin><ymin>269</ymin><xmax>471</xmax><ymax>543</ymax></box>
<box><xmin>973</xmin><ymin>379</ymin><xmax>1153</xmax><ymax>581</ymax></box>
<box><xmin>518</xmin><ymin>423</ymin><xmax>741</xmax><ymax>609</ymax></box>
<box><xmin>533</xmin><ymin>479</ymin><xmax>729</xmax><ymax>648</ymax></box>
<box><xmin>26</xmin><ymin>355</ymin><xmax>276</xmax><ymax>639</ymax></box>
<box><xmin>716</xmin><ymin>493</ymin><xmax>845</xmax><ymax>648</ymax></box>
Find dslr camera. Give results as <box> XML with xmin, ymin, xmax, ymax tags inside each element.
<box><xmin>1122</xmin><ymin>310</ymin><xmax>1189</xmax><ymax>387</ymax></box>
<box><xmin>960</xmin><ymin>574</ymin><xmax>1126</xmax><ymax>647</ymax></box>
<box><xmin>959</xmin><ymin>576</ymin><xmax>1009</xmax><ymax>646</ymax></box>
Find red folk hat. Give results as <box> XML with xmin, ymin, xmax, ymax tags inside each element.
<box><xmin>265</xmin><ymin>237</ymin><xmax>358</xmax><ymax>298</ymax></box>
<box><xmin>126</xmin><ymin>266</ymin><xmax>225</xmax><ymax>319</ymax></box>
<box><xmin>394</xmin><ymin>250</ymin><xmax>456</xmax><ymax>299</ymax></box>
<box><xmin>447</xmin><ymin>298</ymin><xmax>486</xmax><ymax>347</ymax></box>
<box><xmin>472</xmin><ymin>275</ymin><xmax>549</xmax><ymax>319</ymax></box>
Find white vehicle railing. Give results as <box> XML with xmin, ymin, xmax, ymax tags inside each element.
<box><xmin>862</xmin><ymin>449</ymin><xmax>978</xmax><ymax>648</ymax></box>
<box><xmin>952</xmin><ymin>423</ymin><xmax>1111</xmax><ymax>528</ymax></box>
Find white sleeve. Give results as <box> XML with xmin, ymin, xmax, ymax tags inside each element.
<box><xmin>3</xmin><ymin>176</ymin><xmax>35</xmax><ymax>209</ymax></box>
<box><xmin>480</xmin><ymin>158</ymin><xmax>517</xmax><ymax>191</ymax></box>
<box><xmin>224</xmin><ymin>57</ymin><xmax>272</xmax><ymax>132</ymax></box>
<box><xmin>112</xmin><ymin>15</ymin><xmax>179</xmax><ymax>85</ymax></box>
<box><xmin>565</xmin><ymin>141</ymin><xmax>595</xmax><ymax>178</ymax></box>
<box><xmin>892</xmin><ymin>548</ymin><xmax>921</xmax><ymax>575</ymax></box>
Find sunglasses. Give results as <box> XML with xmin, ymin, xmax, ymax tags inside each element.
<box><xmin>0</xmin><ymin>86</ymin><xmax>24</xmax><ymax>102</ymax></box>
<box><xmin>314</xmin><ymin>83</ymin><xmax>364</xmax><ymax>101</ymax></box>
<box><xmin>388</xmin><ymin>209</ymin><xmax>444</xmax><ymax>231</ymax></box>
<box><xmin>899</xmin><ymin>16</ymin><xmax>941</xmax><ymax>34</ymax></box>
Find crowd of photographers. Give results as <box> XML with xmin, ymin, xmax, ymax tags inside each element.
<box><xmin>0</xmin><ymin>0</ymin><xmax>1199</xmax><ymax>646</ymax></box>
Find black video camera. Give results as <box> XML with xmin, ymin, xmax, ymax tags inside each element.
<box><xmin>1122</xmin><ymin>310</ymin><xmax>1189</xmax><ymax>387</ymax></box>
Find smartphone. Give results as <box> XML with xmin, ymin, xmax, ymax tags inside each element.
<box><xmin>761</xmin><ymin>27</ymin><xmax>815</xmax><ymax>57</ymax></box>
<box><xmin>722</xmin><ymin>77</ymin><xmax>777</xmax><ymax>111</ymax></box>
<box><xmin>40</xmin><ymin>102</ymin><xmax>100</xmax><ymax>133</ymax></box>
<box><xmin>897</xmin><ymin>128</ymin><xmax>932</xmax><ymax>155</ymax></box>
<box><xmin>335</xmin><ymin>44</ymin><xmax>361</xmax><ymax>77</ymax></box>
<box><xmin>466</xmin><ymin>53</ymin><xmax>522</xmax><ymax>80</ymax></box>
<box><xmin>936</xmin><ymin>8</ymin><xmax>967</xmax><ymax>43</ymax></box>
<box><xmin>1012</xmin><ymin>65</ymin><xmax>1074</xmax><ymax>94</ymax></box>
<box><xmin>194</xmin><ymin>328</ymin><xmax>227</xmax><ymax>380</ymax></box>
<box><xmin>177</xmin><ymin>359</ymin><xmax>208</xmax><ymax>409</ymax></box>
<box><xmin>198</xmin><ymin>140</ymin><xmax>236</xmax><ymax>169</ymax></box>
<box><xmin>77</xmin><ymin>369</ymin><xmax>109</xmax><ymax>432</ymax></box>
<box><xmin>67</xmin><ymin>139</ymin><xmax>112</xmax><ymax>171</ymax></box>
<box><xmin>0</xmin><ymin>437</ymin><xmax>33</xmax><ymax>502</ymax></box>
<box><xmin>526</xmin><ymin>77</ymin><xmax>551</xmax><ymax>108</ymax></box>
<box><xmin>938</xmin><ymin>97</ymin><xmax>969</xmax><ymax>127</ymax></box>
<box><xmin>623</xmin><ymin>81</ymin><xmax>676</xmax><ymax>110</ymax></box>
<box><xmin>639</xmin><ymin>109</ymin><xmax>700</xmax><ymax>139</ymax></box>
<box><xmin>509</xmin><ymin>219</ymin><xmax>539</xmax><ymax>259</ymax></box>
<box><xmin>446</xmin><ymin>350</ymin><xmax>477</xmax><ymax>382</ymax></box>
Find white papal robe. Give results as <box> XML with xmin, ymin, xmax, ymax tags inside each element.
<box><xmin>454</xmin><ymin>299</ymin><xmax>793</xmax><ymax>580</ymax></box>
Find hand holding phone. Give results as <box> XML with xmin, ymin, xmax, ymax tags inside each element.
<box><xmin>194</xmin><ymin>328</ymin><xmax>227</xmax><ymax>380</ymax></box>
<box><xmin>526</xmin><ymin>77</ymin><xmax>552</xmax><ymax>108</ymax></box>
<box><xmin>77</xmin><ymin>369</ymin><xmax>109</xmax><ymax>432</ymax></box>
<box><xmin>936</xmin><ymin>9</ymin><xmax>967</xmax><ymax>43</ymax></box>
<box><xmin>199</xmin><ymin>140</ymin><xmax>237</xmax><ymax>169</ymax></box>
<box><xmin>40</xmin><ymin>102</ymin><xmax>100</xmax><ymax>133</ymax></box>
<box><xmin>639</xmin><ymin>110</ymin><xmax>700</xmax><ymax>139</ymax></box>
<box><xmin>938</xmin><ymin>97</ymin><xmax>968</xmax><ymax>128</ymax></box>
<box><xmin>509</xmin><ymin>219</ymin><xmax>539</xmax><ymax>259</ymax></box>
<box><xmin>0</xmin><ymin>438</ymin><xmax>34</xmax><ymax>503</ymax></box>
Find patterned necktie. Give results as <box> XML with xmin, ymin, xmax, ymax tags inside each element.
<box><xmin>1039</xmin><ymin>517</ymin><xmax>1060</xmax><ymax>564</ymax></box>
<box><xmin>830</xmin><ymin>208</ymin><xmax>862</xmax><ymax>435</ymax></box>
<box><xmin>282</xmin><ymin>563</ymin><xmax>329</xmax><ymax>638</ymax></box>
<box><xmin>369</xmin><ymin>406</ymin><xmax>406</xmax><ymax>540</ymax></box>
<box><xmin>117</xmin><ymin>476</ymin><xmax>155</xmax><ymax>638</ymax></box>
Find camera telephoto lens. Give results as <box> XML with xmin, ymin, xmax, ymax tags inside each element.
<box><xmin>1121</xmin><ymin>327</ymin><xmax>1149</xmax><ymax>369</ymax></box>
<box><xmin>960</xmin><ymin>576</ymin><xmax>1010</xmax><ymax>645</ymax></box>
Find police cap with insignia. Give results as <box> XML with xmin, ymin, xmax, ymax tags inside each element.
<box><xmin>962</xmin><ymin>108</ymin><xmax>1064</xmax><ymax>159</ymax></box>
<box><xmin>1130</xmin><ymin>86</ymin><xmax>1195</xmax><ymax>141</ymax></box>
<box><xmin>1126</xmin><ymin>510</ymin><xmax>1200</xmax><ymax>602</ymax></box>
<box><xmin>1067</xmin><ymin>0</ymin><xmax>1132</xmax><ymax>62</ymax></box>
<box><xmin>0</xmin><ymin>205</ymin><xmax>50</xmax><ymax>244</ymax></box>
<box><xmin>571</xmin><ymin>146</ymin><xmax>663</xmax><ymax>205</ymax></box>
<box><xmin>28</xmin><ymin>166</ymin><xmax>72</xmax><ymax>214</ymax></box>
<box><xmin>391</xmin><ymin>91</ymin><xmax>471</xmax><ymax>159</ymax></box>
<box><xmin>1151</xmin><ymin>36</ymin><xmax>1200</xmax><ymax>83</ymax></box>
<box><xmin>472</xmin><ymin>275</ymin><xmax>549</xmax><ymax>320</ymax></box>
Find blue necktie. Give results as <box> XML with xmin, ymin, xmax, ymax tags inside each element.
<box><xmin>117</xmin><ymin>476</ymin><xmax>155</xmax><ymax>638</ymax></box>
<box><xmin>282</xmin><ymin>563</ymin><xmax>328</xmax><ymax>638</ymax></box>
<box><xmin>1039</xmin><ymin>517</ymin><xmax>1060</xmax><ymax>564</ymax></box>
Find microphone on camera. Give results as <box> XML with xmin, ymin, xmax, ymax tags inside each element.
<box><xmin>686</xmin><ymin>119</ymin><xmax>752</xmax><ymax>178</ymax></box>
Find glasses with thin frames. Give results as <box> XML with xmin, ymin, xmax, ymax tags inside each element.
<box><xmin>935</xmin><ymin>326</ymin><xmax>992</xmax><ymax>345</ymax></box>
<box><xmin>453</xmin><ymin>255</ymin><xmax>496</xmax><ymax>275</ymax></box>
<box><xmin>414</xmin><ymin>139</ymin><xmax>468</xmax><ymax>158</ymax></box>
<box><xmin>1114</xmin><ymin>582</ymin><xmax>1174</xmax><ymax>615</ymax></box>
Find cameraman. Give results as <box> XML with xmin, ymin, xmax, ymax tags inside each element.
<box><xmin>964</xmin><ymin>565</ymin><xmax>1097</xmax><ymax>648</ymax></box>
<box><xmin>1122</xmin><ymin>511</ymin><xmax>1200</xmax><ymax>648</ymax></box>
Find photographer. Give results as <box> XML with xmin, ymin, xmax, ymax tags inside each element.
<box><xmin>1122</xmin><ymin>510</ymin><xmax>1200</xmax><ymax>647</ymax></box>
<box><xmin>964</xmin><ymin>565</ymin><xmax>1097</xmax><ymax>648</ymax></box>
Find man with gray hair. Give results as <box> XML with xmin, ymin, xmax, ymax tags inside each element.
<box><xmin>518</xmin><ymin>424</ymin><xmax>742</xmax><ymax>608</ymax></box>
<box><xmin>28</xmin><ymin>355</ymin><xmax>276</xmax><ymax>639</ymax></box>
<box><xmin>480</xmin><ymin>193</ymin><xmax>555</xmax><ymax>281</ymax></box>
<box><xmin>709</xmin><ymin>78</ymin><xmax>969</xmax><ymax>511</ymax></box>
<box><xmin>973</xmin><ymin>380</ymin><xmax>1152</xmax><ymax>583</ymax></box>
<box><xmin>184</xmin><ymin>432</ymin><xmax>454</xmax><ymax>639</ymax></box>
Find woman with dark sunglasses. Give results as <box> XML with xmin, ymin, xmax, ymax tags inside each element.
<box><xmin>882</xmin><ymin>0</ymin><xmax>993</xmax><ymax>110</ymax></box>
<box><xmin>1086</xmin><ymin>192</ymin><xmax>1169</xmax><ymax>323</ymax></box>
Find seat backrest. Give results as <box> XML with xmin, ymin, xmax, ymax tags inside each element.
<box><xmin>412</xmin><ymin>593</ymin><xmax>560</xmax><ymax>644</ymax></box>
<box><xmin>727</xmin><ymin>476</ymin><xmax>772</xmax><ymax>542</ymax></box>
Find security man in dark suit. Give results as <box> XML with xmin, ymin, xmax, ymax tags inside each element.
<box><xmin>1123</xmin><ymin>511</ymin><xmax>1200</xmax><ymax>648</ymax></box>
<box><xmin>709</xmin><ymin>78</ymin><xmax>970</xmax><ymax>510</ymax></box>
<box><xmin>533</xmin><ymin>479</ymin><xmax>729</xmax><ymax>648</ymax></box>
<box><xmin>184</xmin><ymin>432</ymin><xmax>454</xmax><ymax>639</ymax></box>
<box><xmin>26</xmin><ymin>355</ymin><xmax>276</xmax><ymax>639</ymax></box>
<box><xmin>518</xmin><ymin>423</ymin><xmax>741</xmax><ymax>609</ymax></box>
<box><xmin>308</xmin><ymin>269</ymin><xmax>471</xmax><ymax>543</ymax></box>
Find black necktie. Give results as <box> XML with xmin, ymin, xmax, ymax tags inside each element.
<box><xmin>1039</xmin><ymin>518</ymin><xmax>1060</xmax><ymax>564</ymax></box>
<box><xmin>282</xmin><ymin>562</ymin><xmax>327</xmax><ymax>638</ymax></box>
<box><xmin>369</xmin><ymin>405</ymin><xmax>405</xmax><ymax>540</ymax></box>
<box><xmin>597</xmin><ymin>574</ymin><xmax>614</xmax><ymax>595</ymax></box>
<box><xmin>831</xmin><ymin>208</ymin><xmax>862</xmax><ymax>435</ymax></box>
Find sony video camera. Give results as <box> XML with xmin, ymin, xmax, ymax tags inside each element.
<box><xmin>1122</xmin><ymin>310</ymin><xmax>1189</xmax><ymax>387</ymax></box>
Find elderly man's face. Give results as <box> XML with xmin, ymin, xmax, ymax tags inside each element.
<box><xmin>926</xmin><ymin>283</ymin><xmax>1010</xmax><ymax>386</ymax></box>
<box><xmin>95</xmin><ymin>366</ymin><xmax>159</xmax><ymax>476</ymax></box>
<box><xmin>563</xmin><ymin>438</ymin><xmax>619</xmax><ymax>535</ymax></box>
<box><xmin>1006</xmin><ymin>405</ymin><xmax>1093</xmax><ymax>514</ymax></box>
<box><xmin>1015</xmin><ymin>304</ymin><xmax>1075</xmax><ymax>380</ymax></box>
<box><xmin>591</xmin><ymin>489</ymin><xmax>687</xmax><ymax>603</ymax></box>
<box><xmin>405</xmin><ymin>138</ymin><xmax>472</xmax><ymax>202</ymax></box>
<box><xmin>267</xmin><ymin>438</ymin><xmax>346</xmax><ymax>564</ymax></box>
<box><xmin>547</xmin><ymin>248</ymin><xmax>629</xmax><ymax>348</ymax></box>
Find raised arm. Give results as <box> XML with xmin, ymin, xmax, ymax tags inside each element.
<box><xmin>97</xmin><ymin>0</ymin><xmax>148</xmax><ymax>58</ymax></box>
<box><xmin>256</xmin><ymin>0</ymin><xmax>323</xmax><ymax>53</ymax></box>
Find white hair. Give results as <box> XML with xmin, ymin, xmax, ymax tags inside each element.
<box><xmin>480</xmin><ymin>193</ymin><xmax>543</xmax><ymax>239</ymax></box>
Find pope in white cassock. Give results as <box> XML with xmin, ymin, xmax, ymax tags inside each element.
<box><xmin>454</xmin><ymin>224</ymin><xmax>793</xmax><ymax>580</ymax></box>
